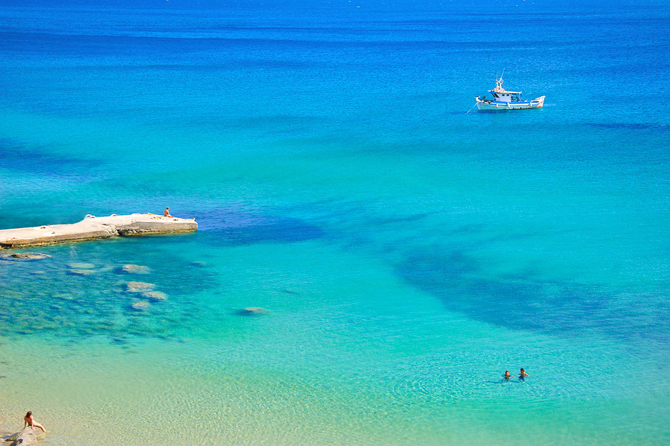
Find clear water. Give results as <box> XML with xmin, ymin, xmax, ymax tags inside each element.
<box><xmin>1</xmin><ymin>1</ymin><xmax>670</xmax><ymax>444</ymax></box>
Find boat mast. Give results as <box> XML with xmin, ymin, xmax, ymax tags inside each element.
<box><xmin>494</xmin><ymin>68</ymin><xmax>505</xmax><ymax>93</ymax></box>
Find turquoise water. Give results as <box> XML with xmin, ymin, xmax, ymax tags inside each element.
<box><xmin>1</xmin><ymin>2</ymin><xmax>670</xmax><ymax>444</ymax></box>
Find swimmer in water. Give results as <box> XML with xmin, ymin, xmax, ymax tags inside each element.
<box><xmin>519</xmin><ymin>368</ymin><xmax>529</xmax><ymax>379</ymax></box>
<box><xmin>504</xmin><ymin>370</ymin><xmax>512</xmax><ymax>380</ymax></box>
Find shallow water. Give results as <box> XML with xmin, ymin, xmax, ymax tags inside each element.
<box><xmin>1</xmin><ymin>1</ymin><xmax>670</xmax><ymax>444</ymax></box>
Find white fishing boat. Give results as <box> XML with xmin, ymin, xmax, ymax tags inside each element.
<box><xmin>474</xmin><ymin>76</ymin><xmax>545</xmax><ymax>111</ymax></box>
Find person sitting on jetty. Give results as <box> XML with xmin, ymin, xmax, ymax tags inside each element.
<box><xmin>519</xmin><ymin>368</ymin><xmax>529</xmax><ymax>379</ymax></box>
<box><xmin>164</xmin><ymin>207</ymin><xmax>173</xmax><ymax>218</ymax></box>
<box><xmin>24</xmin><ymin>411</ymin><xmax>49</xmax><ymax>433</ymax></box>
<box><xmin>503</xmin><ymin>370</ymin><xmax>512</xmax><ymax>380</ymax></box>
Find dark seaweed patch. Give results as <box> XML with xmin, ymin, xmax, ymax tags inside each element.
<box><xmin>0</xmin><ymin>237</ymin><xmax>218</xmax><ymax>345</ymax></box>
<box><xmin>194</xmin><ymin>208</ymin><xmax>325</xmax><ymax>247</ymax></box>
<box><xmin>586</xmin><ymin>123</ymin><xmax>670</xmax><ymax>132</ymax></box>
<box><xmin>395</xmin><ymin>245</ymin><xmax>668</xmax><ymax>343</ymax></box>
<box><xmin>0</xmin><ymin>139</ymin><xmax>101</xmax><ymax>176</ymax></box>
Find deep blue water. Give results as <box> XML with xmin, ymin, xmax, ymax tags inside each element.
<box><xmin>1</xmin><ymin>1</ymin><xmax>670</xmax><ymax>444</ymax></box>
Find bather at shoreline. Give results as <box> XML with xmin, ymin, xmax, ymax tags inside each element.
<box><xmin>1</xmin><ymin>411</ymin><xmax>49</xmax><ymax>446</ymax></box>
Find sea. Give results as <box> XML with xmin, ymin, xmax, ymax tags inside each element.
<box><xmin>1</xmin><ymin>0</ymin><xmax>669</xmax><ymax>444</ymax></box>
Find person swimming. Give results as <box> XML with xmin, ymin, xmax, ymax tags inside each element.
<box><xmin>504</xmin><ymin>370</ymin><xmax>512</xmax><ymax>380</ymax></box>
<box><xmin>519</xmin><ymin>368</ymin><xmax>529</xmax><ymax>379</ymax></box>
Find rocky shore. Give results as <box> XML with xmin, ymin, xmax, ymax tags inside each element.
<box><xmin>6</xmin><ymin>427</ymin><xmax>39</xmax><ymax>446</ymax></box>
<box><xmin>0</xmin><ymin>214</ymin><xmax>197</xmax><ymax>249</ymax></box>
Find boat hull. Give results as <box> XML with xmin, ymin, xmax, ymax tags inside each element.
<box><xmin>475</xmin><ymin>96</ymin><xmax>545</xmax><ymax>111</ymax></box>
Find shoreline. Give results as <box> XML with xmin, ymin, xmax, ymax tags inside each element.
<box><xmin>0</xmin><ymin>214</ymin><xmax>197</xmax><ymax>250</ymax></box>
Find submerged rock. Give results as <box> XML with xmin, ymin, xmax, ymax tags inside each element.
<box><xmin>54</xmin><ymin>293</ymin><xmax>74</xmax><ymax>300</ymax></box>
<box><xmin>122</xmin><ymin>264</ymin><xmax>151</xmax><ymax>274</ymax></box>
<box><xmin>237</xmin><ymin>307</ymin><xmax>270</xmax><ymax>316</ymax></box>
<box><xmin>0</xmin><ymin>252</ymin><xmax>51</xmax><ymax>261</ymax></box>
<box><xmin>68</xmin><ymin>269</ymin><xmax>98</xmax><ymax>276</ymax></box>
<box><xmin>142</xmin><ymin>291</ymin><xmax>167</xmax><ymax>301</ymax></box>
<box><xmin>67</xmin><ymin>262</ymin><xmax>95</xmax><ymax>269</ymax></box>
<box><xmin>126</xmin><ymin>281</ymin><xmax>155</xmax><ymax>293</ymax></box>
<box><xmin>131</xmin><ymin>301</ymin><xmax>150</xmax><ymax>311</ymax></box>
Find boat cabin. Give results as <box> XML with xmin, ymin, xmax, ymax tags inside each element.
<box><xmin>489</xmin><ymin>77</ymin><xmax>523</xmax><ymax>103</ymax></box>
<box><xmin>490</xmin><ymin>90</ymin><xmax>523</xmax><ymax>102</ymax></box>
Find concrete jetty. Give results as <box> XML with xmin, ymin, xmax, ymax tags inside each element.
<box><xmin>0</xmin><ymin>214</ymin><xmax>197</xmax><ymax>249</ymax></box>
